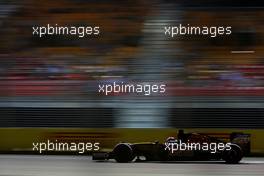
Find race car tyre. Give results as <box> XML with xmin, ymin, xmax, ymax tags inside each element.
<box><xmin>113</xmin><ymin>143</ymin><xmax>134</xmax><ymax>163</ymax></box>
<box><xmin>222</xmin><ymin>144</ymin><xmax>243</xmax><ymax>164</ymax></box>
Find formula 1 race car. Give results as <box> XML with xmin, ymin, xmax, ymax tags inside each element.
<box><xmin>92</xmin><ymin>130</ymin><xmax>250</xmax><ymax>164</ymax></box>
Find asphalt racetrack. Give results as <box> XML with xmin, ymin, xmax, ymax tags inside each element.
<box><xmin>0</xmin><ymin>155</ymin><xmax>263</xmax><ymax>176</ymax></box>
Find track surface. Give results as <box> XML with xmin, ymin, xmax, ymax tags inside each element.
<box><xmin>0</xmin><ymin>155</ymin><xmax>263</xmax><ymax>176</ymax></box>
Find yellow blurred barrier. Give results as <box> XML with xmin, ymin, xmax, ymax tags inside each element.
<box><xmin>0</xmin><ymin>128</ymin><xmax>263</xmax><ymax>155</ymax></box>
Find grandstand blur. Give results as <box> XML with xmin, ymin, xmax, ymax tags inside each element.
<box><xmin>0</xmin><ymin>0</ymin><xmax>263</xmax><ymax>128</ymax></box>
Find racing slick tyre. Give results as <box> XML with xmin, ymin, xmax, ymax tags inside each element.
<box><xmin>113</xmin><ymin>143</ymin><xmax>134</xmax><ymax>163</ymax></box>
<box><xmin>222</xmin><ymin>144</ymin><xmax>243</xmax><ymax>164</ymax></box>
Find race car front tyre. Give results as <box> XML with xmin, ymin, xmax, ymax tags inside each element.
<box><xmin>222</xmin><ymin>144</ymin><xmax>243</xmax><ymax>164</ymax></box>
<box><xmin>113</xmin><ymin>143</ymin><xmax>134</xmax><ymax>163</ymax></box>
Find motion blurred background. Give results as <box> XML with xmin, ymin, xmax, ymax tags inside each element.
<box><xmin>0</xmin><ymin>0</ymin><xmax>263</xmax><ymax>154</ymax></box>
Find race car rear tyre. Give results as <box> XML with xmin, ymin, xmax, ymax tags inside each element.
<box><xmin>113</xmin><ymin>143</ymin><xmax>134</xmax><ymax>163</ymax></box>
<box><xmin>222</xmin><ymin>144</ymin><xmax>243</xmax><ymax>164</ymax></box>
